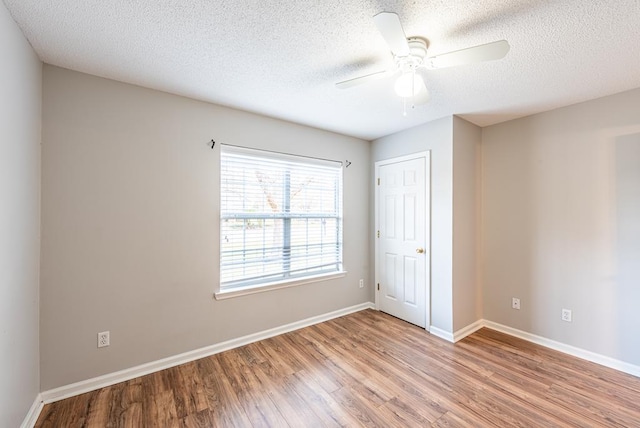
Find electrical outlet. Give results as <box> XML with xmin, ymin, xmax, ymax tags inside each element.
<box><xmin>562</xmin><ymin>309</ymin><xmax>572</xmax><ymax>322</ymax></box>
<box><xmin>359</xmin><ymin>279</ymin><xmax>364</xmax><ymax>288</ymax></box>
<box><xmin>512</xmin><ymin>298</ymin><xmax>521</xmax><ymax>310</ymax></box>
<box><xmin>98</xmin><ymin>331</ymin><xmax>110</xmax><ymax>348</ymax></box>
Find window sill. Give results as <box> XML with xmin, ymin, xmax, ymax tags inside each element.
<box><xmin>214</xmin><ymin>271</ymin><xmax>347</xmax><ymax>300</ymax></box>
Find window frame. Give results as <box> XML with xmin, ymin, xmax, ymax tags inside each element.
<box><xmin>215</xmin><ymin>145</ymin><xmax>345</xmax><ymax>299</ymax></box>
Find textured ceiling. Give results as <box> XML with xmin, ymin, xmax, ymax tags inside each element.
<box><xmin>4</xmin><ymin>0</ymin><xmax>640</xmax><ymax>140</ymax></box>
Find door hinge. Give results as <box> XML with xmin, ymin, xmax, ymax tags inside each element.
<box><xmin>377</xmin><ymin>178</ymin><xmax>380</xmax><ymax>185</ymax></box>
<box><xmin>377</xmin><ymin>230</ymin><xmax>380</xmax><ymax>238</ymax></box>
<box><xmin>377</xmin><ymin>283</ymin><xmax>380</xmax><ymax>291</ymax></box>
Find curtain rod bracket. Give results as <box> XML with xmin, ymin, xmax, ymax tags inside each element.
<box><xmin>345</xmin><ymin>160</ymin><xmax>352</xmax><ymax>168</ymax></box>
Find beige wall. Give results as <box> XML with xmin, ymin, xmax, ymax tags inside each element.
<box><xmin>41</xmin><ymin>66</ymin><xmax>371</xmax><ymax>390</ymax></box>
<box><xmin>0</xmin><ymin>3</ymin><xmax>42</xmax><ymax>426</ymax></box>
<box><xmin>372</xmin><ymin>116</ymin><xmax>455</xmax><ymax>332</ymax></box>
<box><xmin>452</xmin><ymin>117</ymin><xmax>482</xmax><ymax>331</ymax></box>
<box><xmin>482</xmin><ymin>88</ymin><xmax>640</xmax><ymax>365</ymax></box>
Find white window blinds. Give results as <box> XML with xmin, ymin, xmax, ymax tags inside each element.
<box><xmin>220</xmin><ymin>145</ymin><xmax>343</xmax><ymax>290</ymax></box>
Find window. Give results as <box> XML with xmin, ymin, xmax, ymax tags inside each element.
<box><xmin>220</xmin><ymin>145</ymin><xmax>343</xmax><ymax>292</ymax></box>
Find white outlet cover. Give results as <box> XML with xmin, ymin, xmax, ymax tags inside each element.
<box><xmin>562</xmin><ymin>309</ymin><xmax>572</xmax><ymax>322</ymax></box>
<box><xmin>98</xmin><ymin>331</ymin><xmax>110</xmax><ymax>348</ymax></box>
<box><xmin>512</xmin><ymin>298</ymin><xmax>521</xmax><ymax>310</ymax></box>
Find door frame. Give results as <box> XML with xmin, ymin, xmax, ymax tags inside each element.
<box><xmin>374</xmin><ymin>151</ymin><xmax>431</xmax><ymax>331</ymax></box>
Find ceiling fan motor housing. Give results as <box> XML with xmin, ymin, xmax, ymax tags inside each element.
<box><xmin>396</xmin><ymin>38</ymin><xmax>427</xmax><ymax>71</ymax></box>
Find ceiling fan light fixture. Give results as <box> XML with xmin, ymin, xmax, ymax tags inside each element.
<box><xmin>394</xmin><ymin>71</ymin><xmax>424</xmax><ymax>98</ymax></box>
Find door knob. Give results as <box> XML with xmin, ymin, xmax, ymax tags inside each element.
<box><xmin>416</xmin><ymin>248</ymin><xmax>425</xmax><ymax>254</ymax></box>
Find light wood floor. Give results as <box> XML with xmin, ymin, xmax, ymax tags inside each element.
<box><xmin>36</xmin><ymin>309</ymin><xmax>640</xmax><ymax>427</ymax></box>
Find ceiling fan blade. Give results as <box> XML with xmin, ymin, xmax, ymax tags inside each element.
<box><xmin>373</xmin><ymin>12</ymin><xmax>410</xmax><ymax>57</ymax></box>
<box><xmin>426</xmin><ymin>40</ymin><xmax>510</xmax><ymax>69</ymax></box>
<box><xmin>335</xmin><ymin>69</ymin><xmax>394</xmax><ymax>89</ymax></box>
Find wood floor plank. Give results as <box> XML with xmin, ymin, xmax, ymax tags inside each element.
<box><xmin>319</xmin><ymin>327</ymin><xmax>447</xmax><ymax>423</ymax></box>
<box><xmin>143</xmin><ymin>389</ymin><xmax>180</xmax><ymax>427</ymax></box>
<box><xmin>546</xmin><ymin>383</ymin><xmax>640</xmax><ymax>427</ymax></box>
<box><xmin>284</xmin><ymin>333</ymin><xmax>344</xmax><ymax>394</ymax></box>
<box><xmin>330</xmin><ymin>386</ymin><xmax>389</xmax><ymax>427</ymax></box>
<box><xmin>377</xmin><ymin>396</ymin><xmax>437</xmax><ymax>426</ymax></box>
<box><xmin>285</xmin><ymin>370</ymin><xmax>360</xmax><ymax>427</ymax></box>
<box><xmin>180</xmin><ymin>409</ymin><xmax>215</xmax><ymax>428</ymax></box>
<box><xmin>432</xmin><ymin>410</ymin><xmax>494</xmax><ymax>428</ymax></box>
<box><xmin>204</xmin><ymin>355</ymin><xmax>254</xmax><ymax>427</ymax></box>
<box><xmin>486</xmin><ymin>371</ymin><xmax>592</xmax><ymax>427</ymax></box>
<box><xmin>252</xmin><ymin>363</ymin><xmax>323</xmax><ymax>427</ymax></box>
<box><xmin>215</xmin><ymin>350</ymin><xmax>287</xmax><ymax>427</ymax></box>
<box><xmin>35</xmin><ymin>309</ymin><xmax>640</xmax><ymax>427</ymax></box>
<box><xmin>170</xmin><ymin>362</ymin><xmax>209</xmax><ymax>418</ymax></box>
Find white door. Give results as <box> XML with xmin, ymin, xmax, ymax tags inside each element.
<box><xmin>375</xmin><ymin>153</ymin><xmax>429</xmax><ymax>328</ymax></box>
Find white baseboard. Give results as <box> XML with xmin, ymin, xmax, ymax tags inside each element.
<box><xmin>20</xmin><ymin>394</ymin><xmax>43</xmax><ymax>428</ymax></box>
<box><xmin>429</xmin><ymin>318</ymin><xmax>640</xmax><ymax>378</ymax></box>
<box><xmin>429</xmin><ymin>326</ymin><xmax>454</xmax><ymax>342</ymax></box>
<box><xmin>41</xmin><ymin>302</ymin><xmax>375</xmax><ymax>405</ymax></box>
<box><xmin>483</xmin><ymin>320</ymin><xmax>640</xmax><ymax>378</ymax></box>
<box><xmin>429</xmin><ymin>320</ymin><xmax>484</xmax><ymax>343</ymax></box>
<box><xmin>453</xmin><ymin>319</ymin><xmax>485</xmax><ymax>342</ymax></box>
<box><xmin>428</xmin><ymin>319</ymin><xmax>484</xmax><ymax>343</ymax></box>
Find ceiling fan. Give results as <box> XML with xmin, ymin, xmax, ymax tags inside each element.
<box><xmin>336</xmin><ymin>12</ymin><xmax>510</xmax><ymax>108</ymax></box>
